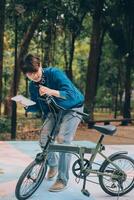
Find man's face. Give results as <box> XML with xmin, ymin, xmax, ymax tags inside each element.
<box><xmin>26</xmin><ymin>67</ymin><xmax>42</xmax><ymax>82</ymax></box>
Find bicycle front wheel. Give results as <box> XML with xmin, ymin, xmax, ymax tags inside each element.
<box><xmin>99</xmin><ymin>154</ymin><xmax>134</xmax><ymax>196</ymax></box>
<box><xmin>15</xmin><ymin>159</ymin><xmax>47</xmax><ymax>200</ymax></box>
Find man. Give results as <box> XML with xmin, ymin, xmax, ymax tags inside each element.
<box><xmin>21</xmin><ymin>54</ymin><xmax>84</xmax><ymax>192</ymax></box>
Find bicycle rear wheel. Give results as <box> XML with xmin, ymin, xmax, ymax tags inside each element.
<box><xmin>15</xmin><ymin>159</ymin><xmax>47</xmax><ymax>200</ymax></box>
<box><xmin>99</xmin><ymin>154</ymin><xmax>134</xmax><ymax>196</ymax></box>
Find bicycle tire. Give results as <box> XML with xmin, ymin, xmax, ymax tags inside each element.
<box><xmin>99</xmin><ymin>154</ymin><xmax>134</xmax><ymax>196</ymax></box>
<box><xmin>15</xmin><ymin>159</ymin><xmax>47</xmax><ymax>200</ymax></box>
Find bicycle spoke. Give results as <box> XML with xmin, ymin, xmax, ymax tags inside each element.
<box><xmin>19</xmin><ymin>162</ymin><xmax>44</xmax><ymax>197</ymax></box>
<box><xmin>100</xmin><ymin>156</ymin><xmax>134</xmax><ymax>195</ymax></box>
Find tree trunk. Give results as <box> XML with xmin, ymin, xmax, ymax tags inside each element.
<box><xmin>63</xmin><ymin>11</ymin><xmax>87</xmax><ymax>80</ymax></box>
<box><xmin>123</xmin><ymin>10</ymin><xmax>134</xmax><ymax>122</ymax></box>
<box><xmin>63</xmin><ymin>29</ymin><xmax>69</xmax><ymax>72</ymax></box>
<box><xmin>123</xmin><ymin>55</ymin><xmax>132</xmax><ymax>119</ymax></box>
<box><xmin>43</xmin><ymin>24</ymin><xmax>52</xmax><ymax>67</ymax></box>
<box><xmin>118</xmin><ymin>63</ymin><xmax>125</xmax><ymax>115</ymax></box>
<box><xmin>85</xmin><ymin>0</ymin><xmax>105</xmax><ymax>119</ymax></box>
<box><xmin>0</xmin><ymin>0</ymin><xmax>5</xmax><ymax>115</ymax></box>
<box><xmin>66</xmin><ymin>33</ymin><xmax>76</xmax><ymax>80</ymax></box>
<box><xmin>51</xmin><ymin>25</ymin><xmax>56</xmax><ymax>66</ymax></box>
<box><xmin>63</xmin><ymin>32</ymin><xmax>76</xmax><ymax>81</ymax></box>
<box><xmin>114</xmin><ymin>73</ymin><xmax>119</xmax><ymax>119</ymax></box>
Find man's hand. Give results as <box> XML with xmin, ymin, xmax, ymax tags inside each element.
<box><xmin>39</xmin><ymin>85</ymin><xmax>52</xmax><ymax>96</ymax></box>
<box><xmin>39</xmin><ymin>85</ymin><xmax>60</xmax><ymax>97</ymax></box>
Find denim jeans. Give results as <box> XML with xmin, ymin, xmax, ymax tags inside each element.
<box><xmin>39</xmin><ymin>106</ymin><xmax>83</xmax><ymax>185</ymax></box>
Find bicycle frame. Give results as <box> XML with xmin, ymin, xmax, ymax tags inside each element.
<box><xmin>15</xmin><ymin>95</ymin><xmax>134</xmax><ymax>200</ymax></box>
<box><xmin>48</xmin><ymin>133</ymin><xmax>126</xmax><ymax>179</ymax></box>
<box><xmin>35</xmin><ymin>95</ymin><xmax>128</xmax><ymax>196</ymax></box>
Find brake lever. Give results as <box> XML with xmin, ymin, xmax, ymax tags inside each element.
<box><xmin>39</xmin><ymin>94</ymin><xmax>52</xmax><ymax>105</ymax></box>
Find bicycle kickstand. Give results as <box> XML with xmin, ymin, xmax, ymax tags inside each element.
<box><xmin>81</xmin><ymin>175</ymin><xmax>90</xmax><ymax>197</ymax></box>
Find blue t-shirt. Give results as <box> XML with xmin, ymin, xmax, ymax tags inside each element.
<box><xmin>26</xmin><ymin>67</ymin><xmax>84</xmax><ymax>116</ymax></box>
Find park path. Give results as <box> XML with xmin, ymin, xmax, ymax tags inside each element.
<box><xmin>0</xmin><ymin>141</ymin><xmax>134</xmax><ymax>200</ymax></box>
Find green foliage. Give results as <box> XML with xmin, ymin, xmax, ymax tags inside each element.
<box><xmin>0</xmin><ymin>117</ymin><xmax>11</xmax><ymax>133</ymax></box>
<box><xmin>73</xmin><ymin>37</ymin><xmax>89</xmax><ymax>92</ymax></box>
<box><xmin>3</xmin><ymin>30</ymin><xmax>14</xmax><ymax>100</ymax></box>
<box><xmin>1</xmin><ymin>0</ymin><xmax>134</xmax><ymax>119</ymax></box>
<box><xmin>96</xmin><ymin>33</ymin><xmax>125</xmax><ymax>108</ymax></box>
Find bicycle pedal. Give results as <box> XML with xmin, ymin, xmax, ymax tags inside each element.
<box><xmin>81</xmin><ymin>189</ymin><xmax>90</xmax><ymax>197</ymax></box>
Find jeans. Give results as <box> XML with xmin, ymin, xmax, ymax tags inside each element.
<box><xmin>39</xmin><ymin>106</ymin><xmax>83</xmax><ymax>185</ymax></box>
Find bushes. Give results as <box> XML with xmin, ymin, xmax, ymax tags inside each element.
<box><xmin>0</xmin><ymin>117</ymin><xmax>11</xmax><ymax>133</ymax></box>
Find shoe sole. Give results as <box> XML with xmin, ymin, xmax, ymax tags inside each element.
<box><xmin>48</xmin><ymin>185</ymin><xmax>68</xmax><ymax>192</ymax></box>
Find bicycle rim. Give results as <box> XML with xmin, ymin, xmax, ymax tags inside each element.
<box><xmin>15</xmin><ymin>159</ymin><xmax>47</xmax><ymax>200</ymax></box>
<box><xmin>99</xmin><ymin>155</ymin><xmax>134</xmax><ymax>196</ymax></box>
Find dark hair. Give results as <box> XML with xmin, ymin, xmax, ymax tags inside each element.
<box><xmin>21</xmin><ymin>54</ymin><xmax>40</xmax><ymax>74</ymax></box>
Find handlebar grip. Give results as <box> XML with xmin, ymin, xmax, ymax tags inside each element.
<box><xmin>42</xmin><ymin>94</ymin><xmax>50</xmax><ymax>99</ymax></box>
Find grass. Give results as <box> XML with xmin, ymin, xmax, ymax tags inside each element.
<box><xmin>0</xmin><ymin>106</ymin><xmax>134</xmax><ymax>143</ymax></box>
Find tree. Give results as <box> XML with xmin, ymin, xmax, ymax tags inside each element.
<box><xmin>122</xmin><ymin>1</ymin><xmax>134</xmax><ymax>119</ymax></box>
<box><xmin>0</xmin><ymin>0</ymin><xmax>6</xmax><ymax>114</ymax></box>
<box><xmin>4</xmin><ymin>2</ymin><xmax>46</xmax><ymax>139</ymax></box>
<box><xmin>107</xmin><ymin>0</ymin><xmax>134</xmax><ymax>119</ymax></box>
<box><xmin>62</xmin><ymin>0</ymin><xmax>90</xmax><ymax>80</ymax></box>
<box><xmin>85</xmin><ymin>0</ymin><xmax>105</xmax><ymax>118</ymax></box>
<box><xmin>4</xmin><ymin>6</ymin><xmax>46</xmax><ymax>115</ymax></box>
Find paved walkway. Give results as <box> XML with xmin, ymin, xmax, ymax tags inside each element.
<box><xmin>0</xmin><ymin>141</ymin><xmax>134</xmax><ymax>200</ymax></box>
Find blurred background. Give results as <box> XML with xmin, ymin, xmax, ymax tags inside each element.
<box><xmin>0</xmin><ymin>0</ymin><xmax>134</xmax><ymax>143</ymax></box>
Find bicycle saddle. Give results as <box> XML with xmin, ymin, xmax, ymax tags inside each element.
<box><xmin>94</xmin><ymin>125</ymin><xmax>117</xmax><ymax>136</ymax></box>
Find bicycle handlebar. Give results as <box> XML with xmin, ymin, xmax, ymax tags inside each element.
<box><xmin>38</xmin><ymin>94</ymin><xmax>90</xmax><ymax>119</ymax></box>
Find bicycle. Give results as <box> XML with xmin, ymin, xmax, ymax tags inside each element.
<box><xmin>15</xmin><ymin>95</ymin><xmax>134</xmax><ymax>200</ymax></box>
